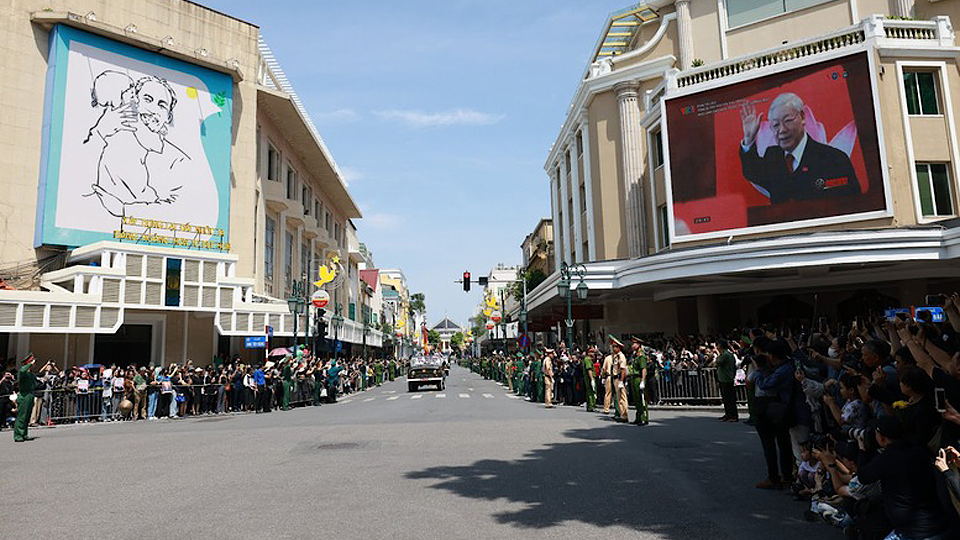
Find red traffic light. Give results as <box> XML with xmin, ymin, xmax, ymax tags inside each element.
<box><xmin>463</xmin><ymin>271</ymin><xmax>471</xmax><ymax>292</ymax></box>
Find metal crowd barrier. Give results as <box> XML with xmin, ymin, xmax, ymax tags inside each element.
<box><xmin>654</xmin><ymin>368</ymin><xmax>748</xmax><ymax>405</ymax></box>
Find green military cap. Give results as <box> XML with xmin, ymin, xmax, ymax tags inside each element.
<box><xmin>608</xmin><ymin>334</ymin><xmax>624</xmax><ymax>348</ymax></box>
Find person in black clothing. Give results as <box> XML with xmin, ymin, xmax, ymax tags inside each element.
<box><xmin>858</xmin><ymin>416</ymin><xmax>949</xmax><ymax>540</ymax></box>
<box><xmin>0</xmin><ymin>370</ymin><xmax>14</xmax><ymax>429</ymax></box>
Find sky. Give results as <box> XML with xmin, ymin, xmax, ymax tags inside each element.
<box><xmin>202</xmin><ymin>0</ymin><xmax>628</xmax><ymax>326</ymax></box>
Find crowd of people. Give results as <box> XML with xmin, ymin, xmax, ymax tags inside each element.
<box><xmin>0</xmin><ymin>347</ymin><xmax>406</xmax><ymax>442</ymax></box>
<box><xmin>465</xmin><ymin>292</ymin><xmax>960</xmax><ymax>540</ymax></box>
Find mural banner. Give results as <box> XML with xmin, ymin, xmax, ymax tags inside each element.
<box><xmin>36</xmin><ymin>25</ymin><xmax>233</xmax><ymax>248</ymax></box>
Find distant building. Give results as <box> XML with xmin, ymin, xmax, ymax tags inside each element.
<box><xmin>431</xmin><ymin>318</ymin><xmax>462</xmax><ymax>352</ymax></box>
<box><xmin>521</xmin><ymin>218</ymin><xmax>554</xmax><ymax>278</ymax></box>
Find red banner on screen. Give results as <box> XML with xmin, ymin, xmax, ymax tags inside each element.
<box><xmin>665</xmin><ymin>52</ymin><xmax>886</xmax><ymax>238</ymax></box>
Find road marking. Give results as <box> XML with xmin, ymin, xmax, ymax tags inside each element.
<box><xmin>410</xmin><ymin>395</ymin><xmax>422</xmax><ymax>400</ymax></box>
<box><xmin>483</xmin><ymin>393</ymin><xmax>494</xmax><ymax>398</ymax></box>
<box><xmin>459</xmin><ymin>393</ymin><xmax>470</xmax><ymax>398</ymax></box>
<box><xmin>363</xmin><ymin>398</ymin><xmax>375</xmax><ymax>402</ymax></box>
<box><xmin>507</xmin><ymin>395</ymin><xmax>520</xmax><ymax>399</ymax></box>
<box><xmin>340</xmin><ymin>399</ymin><xmax>352</xmax><ymax>404</ymax></box>
<box><xmin>469</xmin><ymin>388</ymin><xmax>474</xmax><ymax>391</ymax></box>
<box><xmin>387</xmin><ymin>396</ymin><xmax>400</xmax><ymax>401</ymax></box>
<box><xmin>383</xmin><ymin>390</ymin><xmax>396</xmax><ymax>394</ymax></box>
<box><xmin>436</xmin><ymin>394</ymin><xmax>446</xmax><ymax>398</ymax></box>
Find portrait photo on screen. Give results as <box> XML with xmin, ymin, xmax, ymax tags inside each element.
<box><xmin>664</xmin><ymin>52</ymin><xmax>887</xmax><ymax>239</ymax></box>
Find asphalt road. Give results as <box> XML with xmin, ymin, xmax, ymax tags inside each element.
<box><xmin>0</xmin><ymin>365</ymin><xmax>838</xmax><ymax>539</ymax></box>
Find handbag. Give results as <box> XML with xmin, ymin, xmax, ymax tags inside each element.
<box><xmin>320</xmin><ymin>387</ymin><xmax>328</xmax><ymax>398</ymax></box>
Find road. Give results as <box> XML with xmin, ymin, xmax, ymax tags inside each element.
<box><xmin>0</xmin><ymin>365</ymin><xmax>835</xmax><ymax>539</ymax></box>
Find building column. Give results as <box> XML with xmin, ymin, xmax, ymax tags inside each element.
<box><xmin>579</xmin><ymin>110</ymin><xmax>597</xmax><ymax>262</ymax></box>
<box><xmin>676</xmin><ymin>0</ymin><xmax>694</xmax><ymax>69</ymax></box>
<box><xmin>570</xmin><ymin>136</ymin><xmax>584</xmax><ymax>263</ymax></box>
<box><xmin>549</xmin><ymin>171</ymin><xmax>562</xmax><ymax>273</ymax></box>
<box><xmin>616</xmin><ymin>82</ymin><xmax>646</xmax><ymax>258</ymax></box>
<box><xmin>893</xmin><ymin>0</ymin><xmax>913</xmax><ymax>19</ymax></box>
<box><xmin>558</xmin><ymin>154</ymin><xmax>572</xmax><ymax>266</ymax></box>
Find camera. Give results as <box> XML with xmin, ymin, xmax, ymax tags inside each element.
<box><xmin>841</xmin><ymin>424</ymin><xmax>878</xmax><ymax>454</ymax></box>
<box><xmin>926</xmin><ymin>294</ymin><xmax>948</xmax><ymax>307</ymax></box>
<box><xmin>809</xmin><ymin>432</ymin><xmax>832</xmax><ymax>451</ymax></box>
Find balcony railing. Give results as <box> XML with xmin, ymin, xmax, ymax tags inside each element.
<box><xmin>667</xmin><ymin>16</ymin><xmax>953</xmax><ymax>92</ymax></box>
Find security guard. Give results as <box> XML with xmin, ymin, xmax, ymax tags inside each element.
<box><xmin>601</xmin><ymin>348</ymin><xmax>614</xmax><ymax>414</ymax></box>
<box><xmin>13</xmin><ymin>354</ymin><xmax>38</xmax><ymax>442</ymax></box>
<box><xmin>543</xmin><ymin>349</ymin><xmax>555</xmax><ymax>408</ymax></box>
<box><xmin>629</xmin><ymin>337</ymin><xmax>649</xmax><ymax>426</ymax></box>
<box><xmin>610</xmin><ymin>336</ymin><xmax>629</xmax><ymax>423</ymax></box>
<box><xmin>582</xmin><ymin>347</ymin><xmax>597</xmax><ymax>412</ymax></box>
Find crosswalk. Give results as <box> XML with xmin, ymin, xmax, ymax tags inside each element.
<box><xmin>338</xmin><ymin>391</ymin><xmax>519</xmax><ymax>403</ymax></box>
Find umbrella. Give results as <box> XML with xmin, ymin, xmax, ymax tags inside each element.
<box><xmin>268</xmin><ymin>347</ymin><xmax>291</xmax><ymax>357</ymax></box>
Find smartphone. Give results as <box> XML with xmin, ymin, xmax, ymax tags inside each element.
<box><xmin>926</xmin><ymin>294</ymin><xmax>947</xmax><ymax>307</ymax></box>
<box><xmin>936</xmin><ymin>387</ymin><xmax>947</xmax><ymax>412</ymax></box>
<box><xmin>895</xmin><ymin>312</ymin><xmax>908</xmax><ymax>321</ymax></box>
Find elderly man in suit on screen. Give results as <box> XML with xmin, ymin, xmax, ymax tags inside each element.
<box><xmin>739</xmin><ymin>93</ymin><xmax>860</xmax><ymax>203</ymax></box>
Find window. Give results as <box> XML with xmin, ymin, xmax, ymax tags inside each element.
<box><xmin>349</xmin><ymin>302</ymin><xmax>356</xmax><ymax>321</ymax></box>
<box><xmin>335</xmin><ymin>223</ymin><xmax>342</xmax><ymax>245</ymax></box>
<box><xmin>264</xmin><ymin>217</ymin><xmax>275</xmax><ymax>279</ymax></box>
<box><xmin>726</xmin><ymin>0</ymin><xmax>828</xmax><ymax>28</ymax></box>
<box><xmin>314</xmin><ymin>199</ymin><xmax>321</xmax><ymax>225</ymax></box>
<box><xmin>302</xmin><ymin>186</ymin><xmax>312</xmax><ymax>215</ymax></box>
<box><xmin>915</xmin><ymin>163</ymin><xmax>954</xmax><ymax>217</ymax></box>
<box><xmin>325</xmin><ymin>212</ymin><xmax>332</xmax><ymax>234</ymax></box>
<box><xmin>286</xmin><ymin>166</ymin><xmax>298</xmax><ymax>200</ymax></box>
<box><xmin>267</xmin><ymin>143</ymin><xmax>281</xmax><ymax>181</ymax></box>
<box><xmin>903</xmin><ymin>70</ymin><xmax>940</xmax><ymax>116</ymax></box>
<box><xmin>652</xmin><ymin>130</ymin><xmax>664</xmax><ymax>169</ymax></box>
<box><xmin>284</xmin><ymin>231</ymin><xmax>294</xmax><ymax>292</ymax></box>
<box><xmin>301</xmin><ymin>241</ymin><xmax>310</xmax><ymax>281</ymax></box>
<box><xmin>579</xmin><ymin>184</ymin><xmax>586</xmax><ymax>214</ymax></box>
<box><xmin>164</xmin><ymin>258</ymin><xmax>182</xmax><ymax>307</ymax></box>
<box><xmin>256</xmin><ymin>126</ymin><xmax>262</xmax><ymax>177</ymax></box>
<box><xmin>657</xmin><ymin>204</ymin><xmax>670</xmax><ymax>249</ymax></box>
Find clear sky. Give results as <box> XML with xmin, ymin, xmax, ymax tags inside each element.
<box><xmin>202</xmin><ymin>0</ymin><xmax>628</xmax><ymax>326</ymax></box>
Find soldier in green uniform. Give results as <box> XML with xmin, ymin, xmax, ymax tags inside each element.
<box><xmin>13</xmin><ymin>354</ymin><xmax>38</xmax><ymax>442</ymax></box>
<box><xmin>629</xmin><ymin>337</ymin><xmax>649</xmax><ymax>425</ymax></box>
<box><xmin>374</xmin><ymin>362</ymin><xmax>383</xmax><ymax>386</ymax></box>
<box><xmin>532</xmin><ymin>354</ymin><xmax>544</xmax><ymax>403</ymax></box>
<box><xmin>281</xmin><ymin>356</ymin><xmax>293</xmax><ymax>410</ymax></box>
<box><xmin>582</xmin><ymin>348</ymin><xmax>597</xmax><ymax>412</ymax></box>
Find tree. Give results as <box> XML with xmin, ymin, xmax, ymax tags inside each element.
<box><xmin>409</xmin><ymin>292</ymin><xmax>426</xmax><ymax>319</ymax></box>
<box><xmin>427</xmin><ymin>329</ymin><xmax>441</xmax><ymax>345</ymax></box>
<box><xmin>451</xmin><ymin>332</ymin><xmax>464</xmax><ymax>347</ymax></box>
<box><xmin>512</xmin><ymin>269</ymin><xmax>547</xmax><ymax>302</ymax></box>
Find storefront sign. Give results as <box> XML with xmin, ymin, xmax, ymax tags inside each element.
<box><xmin>113</xmin><ymin>216</ymin><xmax>230</xmax><ymax>251</ymax></box>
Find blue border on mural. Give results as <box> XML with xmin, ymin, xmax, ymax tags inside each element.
<box><xmin>35</xmin><ymin>24</ymin><xmax>233</xmax><ymax>249</ymax></box>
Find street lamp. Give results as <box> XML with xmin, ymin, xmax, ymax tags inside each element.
<box><xmin>362</xmin><ymin>311</ymin><xmax>370</xmax><ymax>358</ymax></box>
<box><xmin>557</xmin><ymin>262</ymin><xmax>588</xmax><ymax>349</ymax></box>
<box><xmin>287</xmin><ymin>279</ymin><xmax>306</xmax><ymax>348</ymax></box>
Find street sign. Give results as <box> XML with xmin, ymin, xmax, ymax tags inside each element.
<box><xmin>518</xmin><ymin>334</ymin><xmax>530</xmax><ymax>348</ymax></box>
<box><xmin>311</xmin><ymin>290</ymin><xmax>329</xmax><ymax>308</ymax></box>
<box><xmin>336</xmin><ymin>341</ymin><xmax>342</xmax><ymax>352</ymax></box>
<box><xmin>245</xmin><ymin>336</ymin><xmax>267</xmax><ymax>349</ymax></box>
<box><xmin>265</xmin><ymin>325</ymin><xmax>274</xmax><ymax>337</ymax></box>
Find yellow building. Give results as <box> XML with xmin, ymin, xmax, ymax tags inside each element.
<box><xmin>531</xmin><ymin>0</ymin><xmax>960</xmax><ymax>339</ymax></box>
<box><xmin>0</xmin><ymin>0</ymin><xmax>381</xmax><ymax>366</ymax></box>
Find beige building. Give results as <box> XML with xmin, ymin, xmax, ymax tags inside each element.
<box><xmin>532</xmin><ymin>0</ymin><xmax>960</xmax><ymax>341</ymax></box>
<box><xmin>521</xmin><ymin>218</ymin><xmax>555</xmax><ymax>279</ymax></box>
<box><xmin>0</xmin><ymin>0</ymin><xmax>382</xmax><ymax>366</ymax></box>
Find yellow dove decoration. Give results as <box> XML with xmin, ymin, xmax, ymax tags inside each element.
<box><xmin>313</xmin><ymin>252</ymin><xmax>342</xmax><ymax>289</ymax></box>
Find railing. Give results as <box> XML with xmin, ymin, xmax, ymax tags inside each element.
<box><xmin>654</xmin><ymin>368</ymin><xmax>748</xmax><ymax>405</ymax></box>
<box><xmin>883</xmin><ymin>20</ymin><xmax>939</xmax><ymax>41</ymax></box>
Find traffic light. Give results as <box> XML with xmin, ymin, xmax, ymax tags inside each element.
<box><xmin>315</xmin><ymin>308</ymin><xmax>327</xmax><ymax>339</ymax></box>
<box><xmin>478</xmin><ymin>276</ymin><xmax>488</xmax><ymax>287</ymax></box>
<box><xmin>463</xmin><ymin>271</ymin><xmax>471</xmax><ymax>292</ymax></box>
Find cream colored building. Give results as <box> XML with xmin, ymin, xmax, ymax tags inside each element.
<box><xmin>533</xmin><ymin>0</ymin><xmax>960</xmax><ymax>340</ymax></box>
<box><xmin>0</xmin><ymin>0</ymin><xmax>382</xmax><ymax>366</ymax></box>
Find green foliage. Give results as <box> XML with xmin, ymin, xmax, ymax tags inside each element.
<box><xmin>512</xmin><ymin>268</ymin><xmax>547</xmax><ymax>302</ymax></box>
<box><xmin>427</xmin><ymin>329</ymin><xmax>442</xmax><ymax>344</ymax></box>
<box><xmin>409</xmin><ymin>292</ymin><xmax>426</xmax><ymax>319</ymax></box>
<box><xmin>691</xmin><ymin>58</ymin><xmax>705</xmax><ymax>67</ymax></box>
<box><xmin>451</xmin><ymin>331</ymin><xmax>464</xmax><ymax>346</ymax></box>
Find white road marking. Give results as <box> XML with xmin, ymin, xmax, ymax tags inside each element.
<box><xmin>483</xmin><ymin>393</ymin><xmax>494</xmax><ymax>398</ymax></box>
<box><xmin>469</xmin><ymin>388</ymin><xmax>474</xmax><ymax>391</ymax></box>
<box><xmin>363</xmin><ymin>398</ymin><xmax>375</xmax><ymax>402</ymax></box>
<box><xmin>436</xmin><ymin>394</ymin><xmax>446</xmax><ymax>398</ymax></box>
<box><xmin>410</xmin><ymin>395</ymin><xmax>422</xmax><ymax>400</ymax></box>
<box><xmin>383</xmin><ymin>390</ymin><xmax>397</xmax><ymax>394</ymax></box>
<box><xmin>387</xmin><ymin>396</ymin><xmax>400</xmax><ymax>401</ymax></box>
<box><xmin>459</xmin><ymin>393</ymin><xmax>470</xmax><ymax>398</ymax></box>
<box><xmin>340</xmin><ymin>399</ymin><xmax>353</xmax><ymax>404</ymax></box>
<box><xmin>507</xmin><ymin>395</ymin><xmax>520</xmax><ymax>399</ymax></box>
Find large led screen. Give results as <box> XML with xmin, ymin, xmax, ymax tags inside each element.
<box><xmin>664</xmin><ymin>52</ymin><xmax>887</xmax><ymax>240</ymax></box>
<box><xmin>36</xmin><ymin>25</ymin><xmax>233</xmax><ymax>248</ymax></box>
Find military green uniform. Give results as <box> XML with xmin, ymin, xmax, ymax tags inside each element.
<box><xmin>281</xmin><ymin>363</ymin><xmax>292</xmax><ymax>410</ymax></box>
<box><xmin>630</xmin><ymin>350</ymin><xmax>649</xmax><ymax>424</ymax></box>
<box><xmin>532</xmin><ymin>358</ymin><xmax>543</xmax><ymax>403</ymax></box>
<box><xmin>582</xmin><ymin>357</ymin><xmax>597</xmax><ymax>412</ymax></box>
<box><xmin>14</xmin><ymin>362</ymin><xmax>36</xmax><ymax>442</ymax></box>
<box><xmin>374</xmin><ymin>363</ymin><xmax>383</xmax><ymax>386</ymax></box>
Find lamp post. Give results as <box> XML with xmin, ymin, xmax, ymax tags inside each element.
<box><xmin>557</xmin><ymin>262</ymin><xmax>588</xmax><ymax>349</ymax></box>
<box><xmin>287</xmin><ymin>279</ymin><xmax>306</xmax><ymax>348</ymax></box>
<box><xmin>331</xmin><ymin>302</ymin><xmax>344</xmax><ymax>362</ymax></box>
<box><xmin>362</xmin><ymin>311</ymin><xmax>370</xmax><ymax>358</ymax></box>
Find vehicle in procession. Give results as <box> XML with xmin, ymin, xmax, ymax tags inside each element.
<box><xmin>406</xmin><ymin>355</ymin><xmax>446</xmax><ymax>392</ymax></box>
